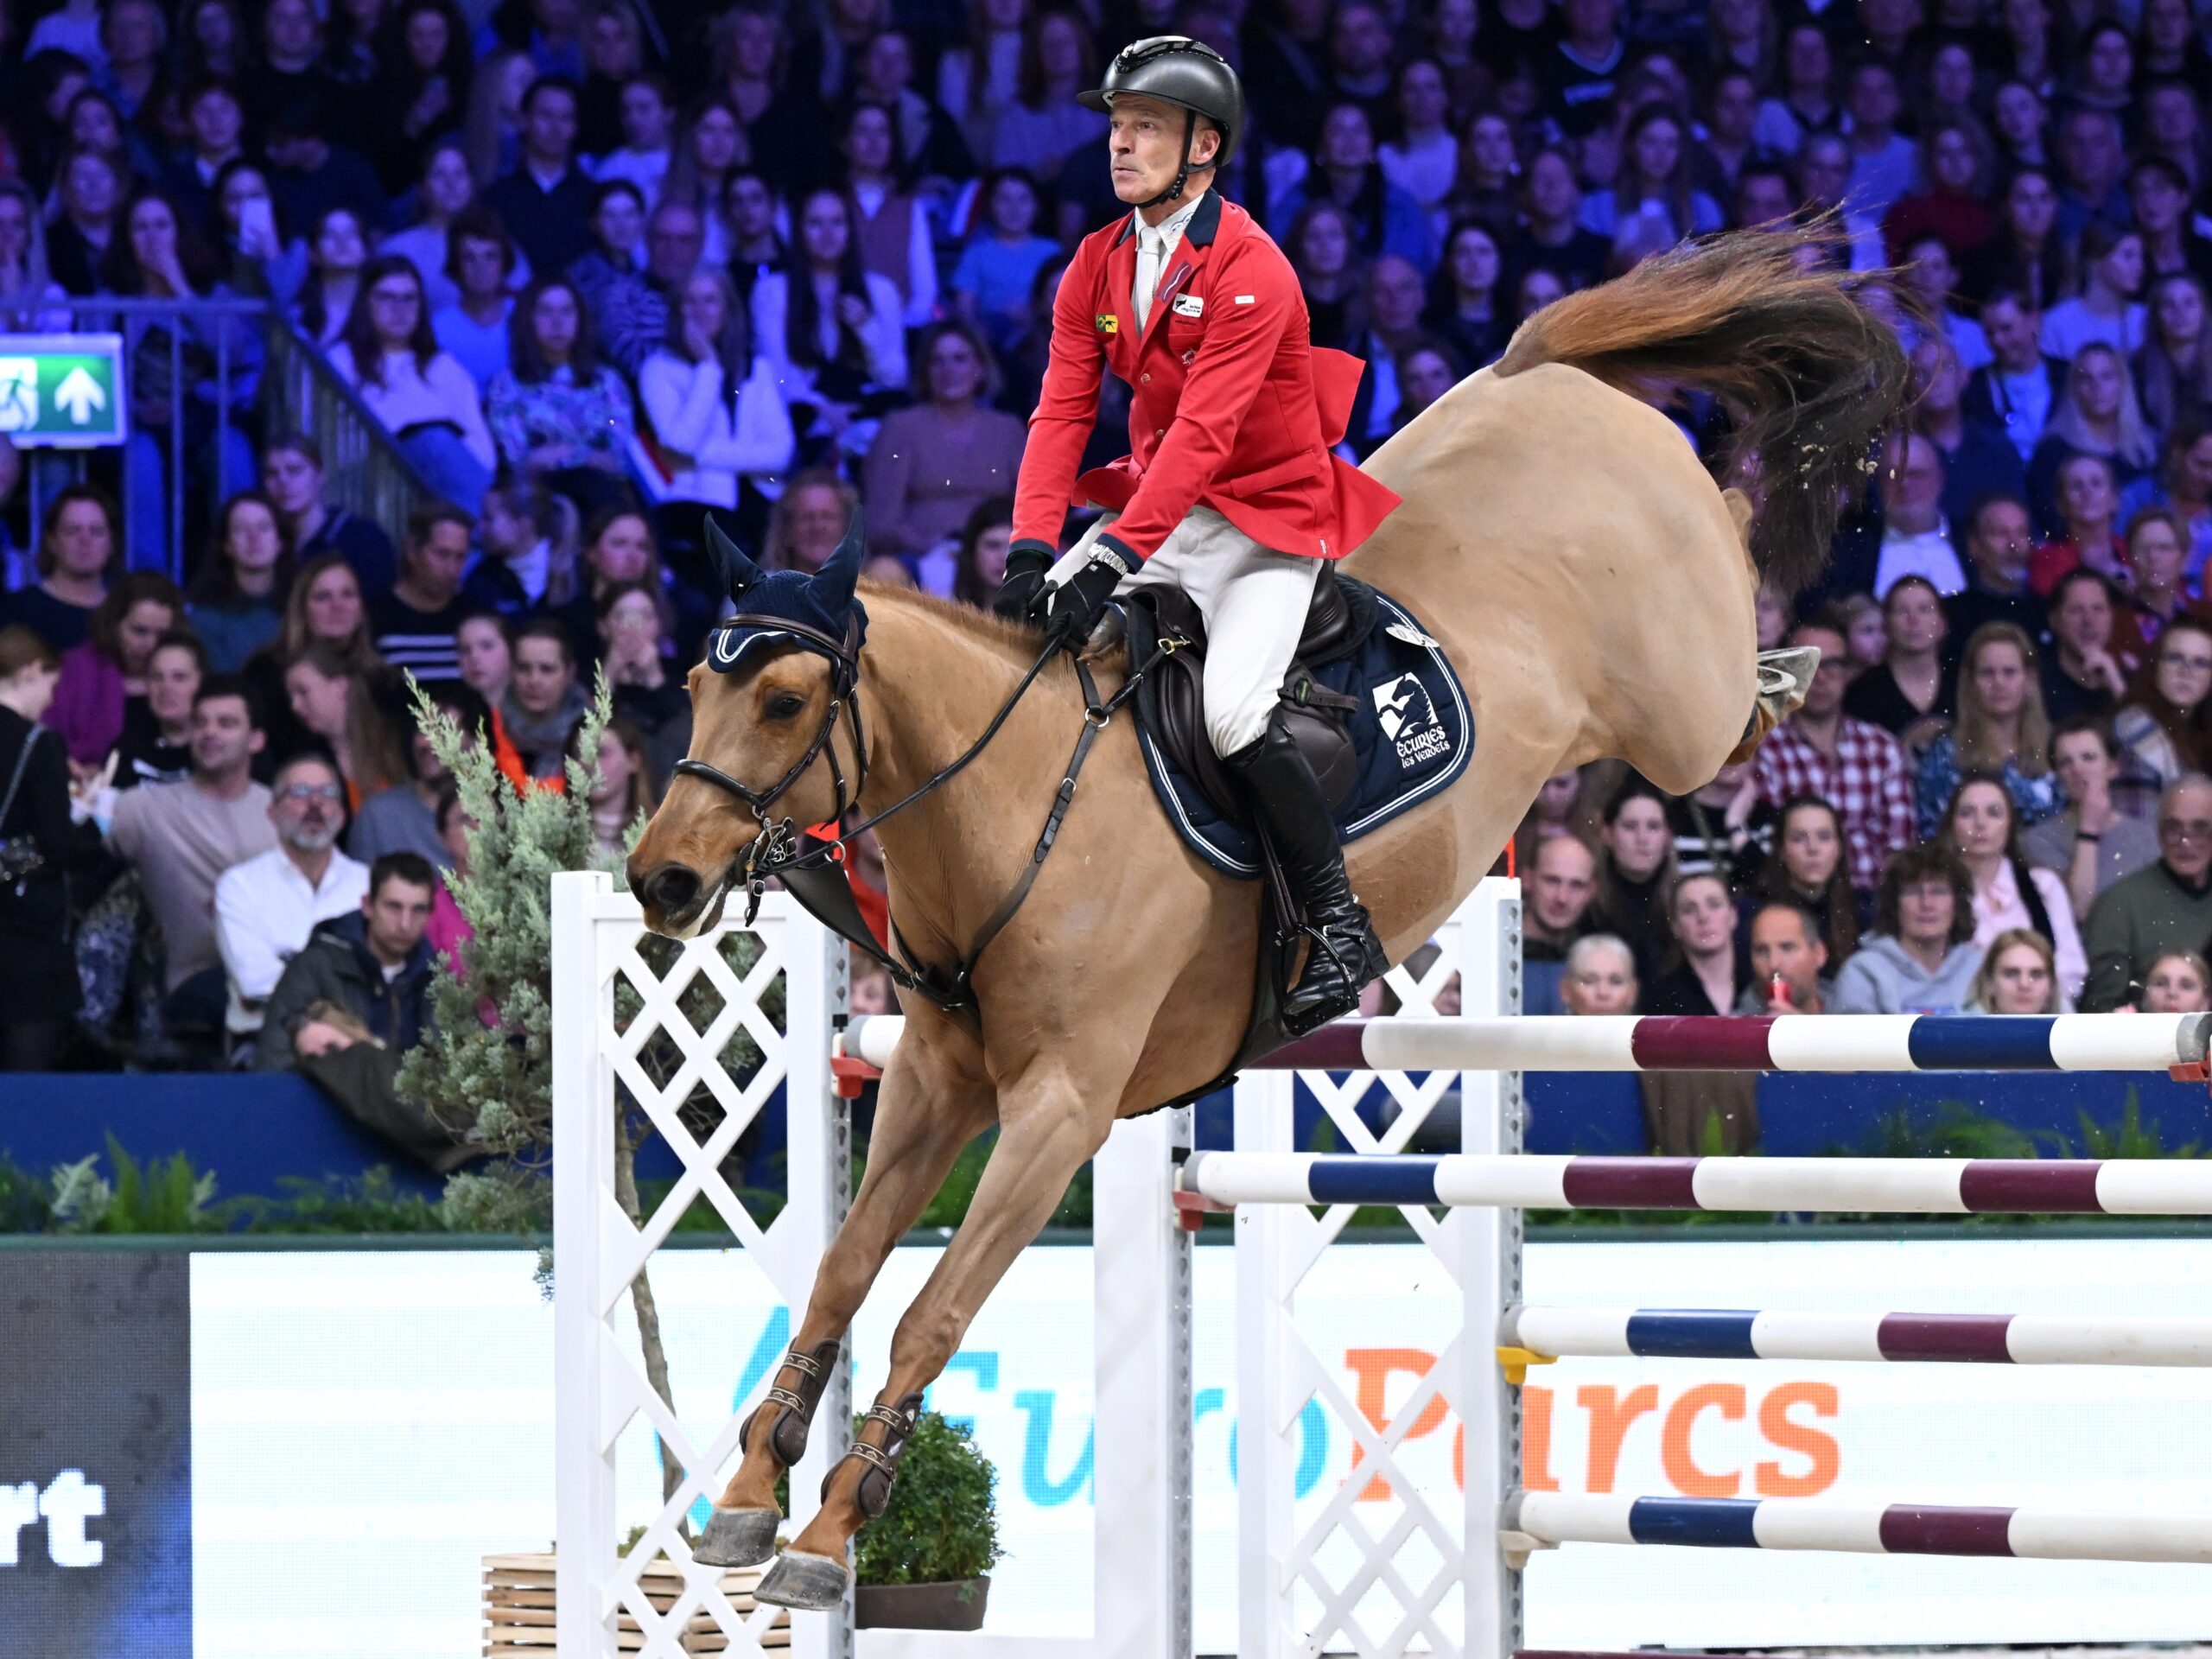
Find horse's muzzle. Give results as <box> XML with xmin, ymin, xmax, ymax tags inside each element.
<box><xmin>633</xmin><ymin>860</ymin><xmax>729</xmax><ymax>939</ymax></box>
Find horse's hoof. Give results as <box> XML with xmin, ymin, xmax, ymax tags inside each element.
<box><xmin>754</xmin><ymin>1549</ymin><xmax>850</xmax><ymax>1611</ymax></box>
<box><xmin>692</xmin><ymin>1506</ymin><xmax>780</xmax><ymax>1569</ymax></box>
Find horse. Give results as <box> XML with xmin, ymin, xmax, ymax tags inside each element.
<box><xmin>625</xmin><ymin>225</ymin><xmax>1908</xmax><ymax>1610</ymax></box>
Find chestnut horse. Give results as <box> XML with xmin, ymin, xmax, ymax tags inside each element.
<box><xmin>626</xmin><ymin>226</ymin><xmax>1905</xmax><ymax>1609</ymax></box>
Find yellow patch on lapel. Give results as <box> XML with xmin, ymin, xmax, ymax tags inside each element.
<box><xmin>1095</xmin><ymin>313</ymin><xmax>1119</xmax><ymax>334</ymax></box>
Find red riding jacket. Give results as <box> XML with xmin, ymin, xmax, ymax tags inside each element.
<box><xmin>1012</xmin><ymin>188</ymin><xmax>1402</xmax><ymax>569</ymax></box>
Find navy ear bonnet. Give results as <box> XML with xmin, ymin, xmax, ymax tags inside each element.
<box><xmin>702</xmin><ymin>509</ymin><xmax>869</xmax><ymax>676</ymax></box>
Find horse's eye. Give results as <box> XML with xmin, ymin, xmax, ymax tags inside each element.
<box><xmin>764</xmin><ymin>692</ymin><xmax>806</xmax><ymax>720</ymax></box>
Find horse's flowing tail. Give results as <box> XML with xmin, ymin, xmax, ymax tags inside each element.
<box><xmin>1495</xmin><ymin>221</ymin><xmax>1909</xmax><ymax>596</ymax></box>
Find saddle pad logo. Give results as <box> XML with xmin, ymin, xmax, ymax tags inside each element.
<box><xmin>1371</xmin><ymin>672</ymin><xmax>1451</xmax><ymax>769</ymax></box>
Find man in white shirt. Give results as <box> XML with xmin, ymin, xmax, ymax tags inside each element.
<box><xmin>213</xmin><ymin>753</ymin><xmax>369</xmax><ymax>1039</ymax></box>
<box><xmin>1872</xmin><ymin>431</ymin><xmax>1967</xmax><ymax>597</ymax></box>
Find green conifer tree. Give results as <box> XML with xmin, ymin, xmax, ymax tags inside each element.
<box><xmin>397</xmin><ymin>675</ymin><xmax>765</xmax><ymax>1529</ymax></box>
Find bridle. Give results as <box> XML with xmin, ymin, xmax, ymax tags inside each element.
<box><xmin>668</xmin><ymin>610</ymin><xmax>1179</xmax><ymax>1015</ymax></box>
<box><xmin>673</xmin><ymin>610</ymin><xmax>872</xmax><ymax>899</ymax></box>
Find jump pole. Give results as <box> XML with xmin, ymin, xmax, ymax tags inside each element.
<box><xmin>1177</xmin><ymin>1152</ymin><xmax>2212</xmax><ymax>1214</ymax></box>
<box><xmin>843</xmin><ymin>1011</ymin><xmax>2212</xmax><ymax>1080</ymax></box>
<box><xmin>1498</xmin><ymin>1305</ymin><xmax>2212</xmax><ymax>1367</ymax></box>
<box><xmin>1503</xmin><ymin>1492</ymin><xmax>2212</xmax><ymax>1565</ymax></box>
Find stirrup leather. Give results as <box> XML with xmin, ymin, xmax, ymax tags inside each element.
<box><xmin>740</xmin><ymin>1338</ymin><xmax>842</xmax><ymax>1467</ymax></box>
<box><xmin>825</xmin><ymin>1393</ymin><xmax>925</xmax><ymax>1520</ymax></box>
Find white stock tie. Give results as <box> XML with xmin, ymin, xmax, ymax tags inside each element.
<box><xmin>1134</xmin><ymin>226</ymin><xmax>1167</xmax><ymax>332</ymax></box>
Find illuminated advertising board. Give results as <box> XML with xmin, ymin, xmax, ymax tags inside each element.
<box><xmin>15</xmin><ymin>1236</ymin><xmax>2212</xmax><ymax>1653</ymax></box>
<box><xmin>0</xmin><ymin>1253</ymin><xmax>193</xmax><ymax>1657</ymax></box>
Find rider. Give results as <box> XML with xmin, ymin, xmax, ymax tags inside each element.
<box><xmin>993</xmin><ymin>35</ymin><xmax>1403</xmax><ymax>1033</ymax></box>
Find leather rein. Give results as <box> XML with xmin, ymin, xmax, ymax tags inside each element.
<box><xmin>671</xmin><ymin>609</ymin><xmax>1177</xmax><ymax>1016</ymax></box>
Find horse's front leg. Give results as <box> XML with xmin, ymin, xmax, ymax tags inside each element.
<box><xmin>757</xmin><ymin>1058</ymin><xmax>1122</xmax><ymax>1608</ymax></box>
<box><xmin>695</xmin><ymin>1031</ymin><xmax>995</xmax><ymax>1568</ymax></box>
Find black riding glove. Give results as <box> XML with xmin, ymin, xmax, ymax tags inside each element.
<box><xmin>989</xmin><ymin>539</ymin><xmax>1056</xmax><ymax>623</ymax></box>
<box><xmin>1034</xmin><ymin>556</ymin><xmax>1123</xmax><ymax>648</ymax></box>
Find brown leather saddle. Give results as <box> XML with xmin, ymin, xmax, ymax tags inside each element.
<box><xmin>1126</xmin><ymin>563</ymin><xmax>1376</xmax><ymax>826</ymax></box>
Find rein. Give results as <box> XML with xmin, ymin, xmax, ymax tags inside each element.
<box><xmin>672</xmin><ymin>611</ymin><xmax>1183</xmax><ymax>1015</ymax></box>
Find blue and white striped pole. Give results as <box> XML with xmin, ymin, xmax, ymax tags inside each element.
<box><xmin>841</xmin><ymin>1011</ymin><xmax>2212</xmax><ymax>1075</ymax></box>
<box><xmin>1499</xmin><ymin>1306</ymin><xmax>2212</xmax><ymax>1366</ymax></box>
<box><xmin>1179</xmin><ymin>1153</ymin><xmax>2212</xmax><ymax>1213</ymax></box>
<box><xmin>1504</xmin><ymin>1491</ymin><xmax>2212</xmax><ymax>1563</ymax></box>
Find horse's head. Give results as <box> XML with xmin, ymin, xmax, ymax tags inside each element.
<box><xmin>628</xmin><ymin>512</ymin><xmax>868</xmax><ymax>936</ymax></box>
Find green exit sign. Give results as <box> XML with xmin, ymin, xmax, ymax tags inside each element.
<box><xmin>0</xmin><ymin>334</ymin><xmax>126</xmax><ymax>448</ymax></box>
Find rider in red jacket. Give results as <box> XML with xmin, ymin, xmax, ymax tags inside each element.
<box><xmin>995</xmin><ymin>36</ymin><xmax>1402</xmax><ymax>1033</ymax></box>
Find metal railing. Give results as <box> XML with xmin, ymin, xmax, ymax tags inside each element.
<box><xmin>16</xmin><ymin>298</ymin><xmax>435</xmax><ymax>584</ymax></box>
<box><xmin>264</xmin><ymin>314</ymin><xmax>439</xmax><ymax>546</ymax></box>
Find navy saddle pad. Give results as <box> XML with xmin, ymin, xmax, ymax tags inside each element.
<box><xmin>1133</xmin><ymin>588</ymin><xmax>1474</xmax><ymax>879</ymax></box>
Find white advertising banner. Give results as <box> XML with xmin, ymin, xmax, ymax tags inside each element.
<box><xmin>189</xmin><ymin>1236</ymin><xmax>2212</xmax><ymax>1657</ymax></box>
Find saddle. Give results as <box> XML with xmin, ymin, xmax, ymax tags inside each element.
<box><xmin>1126</xmin><ymin>563</ymin><xmax>1378</xmax><ymax>825</ymax></box>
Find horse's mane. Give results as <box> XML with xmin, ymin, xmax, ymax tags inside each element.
<box><xmin>860</xmin><ymin>578</ymin><xmax>1059</xmax><ymax>660</ymax></box>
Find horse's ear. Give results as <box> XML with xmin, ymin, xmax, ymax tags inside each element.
<box><xmin>810</xmin><ymin>508</ymin><xmax>866</xmax><ymax>613</ymax></box>
<box><xmin>705</xmin><ymin>512</ymin><xmax>763</xmax><ymax>601</ymax></box>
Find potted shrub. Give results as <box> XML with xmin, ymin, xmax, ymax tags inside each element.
<box><xmin>846</xmin><ymin>1411</ymin><xmax>1004</xmax><ymax>1630</ymax></box>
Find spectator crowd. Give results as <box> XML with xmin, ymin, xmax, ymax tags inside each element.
<box><xmin>1</xmin><ymin>0</ymin><xmax>2211</xmax><ymax>1151</ymax></box>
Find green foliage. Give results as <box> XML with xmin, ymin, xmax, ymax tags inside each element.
<box><xmin>849</xmin><ymin>1413</ymin><xmax>1004</xmax><ymax>1587</ymax></box>
<box><xmin>394</xmin><ymin>671</ymin><xmax>624</xmax><ymax>1224</ymax></box>
<box><xmin>1848</xmin><ymin>1101</ymin><xmax>2040</xmax><ymax>1160</ymax></box>
<box><xmin>18</xmin><ymin>1151</ymin><xmax>504</xmax><ymax>1236</ymax></box>
<box><xmin>639</xmin><ymin>1173</ymin><xmax>788</xmax><ymax>1232</ymax></box>
<box><xmin>226</xmin><ymin>1169</ymin><xmax>455</xmax><ymax>1233</ymax></box>
<box><xmin>849</xmin><ymin>1133</ymin><xmax>1092</xmax><ymax>1233</ymax></box>
<box><xmin>2060</xmin><ymin>1090</ymin><xmax>2202</xmax><ymax>1160</ymax></box>
<box><xmin>393</xmin><ymin>671</ymin><xmax>772</xmax><ymax>1236</ymax></box>
<box><xmin>391</xmin><ymin>673</ymin><xmax>772</xmax><ymax>1532</ymax></box>
<box><xmin>1698</xmin><ymin>1106</ymin><xmax>1733</xmax><ymax>1156</ymax></box>
<box><xmin>0</xmin><ymin>1152</ymin><xmax>54</xmax><ymax>1231</ymax></box>
<box><xmin>50</xmin><ymin>1135</ymin><xmax>219</xmax><ymax>1234</ymax></box>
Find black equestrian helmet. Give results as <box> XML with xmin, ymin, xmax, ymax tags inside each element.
<box><xmin>1077</xmin><ymin>36</ymin><xmax>1244</xmax><ymax>169</ymax></box>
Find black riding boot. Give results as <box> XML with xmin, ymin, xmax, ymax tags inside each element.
<box><xmin>1226</xmin><ymin>715</ymin><xmax>1389</xmax><ymax>1035</ymax></box>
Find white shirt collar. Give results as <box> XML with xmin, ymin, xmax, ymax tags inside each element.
<box><xmin>1135</xmin><ymin>196</ymin><xmax>1202</xmax><ymax>257</ymax></box>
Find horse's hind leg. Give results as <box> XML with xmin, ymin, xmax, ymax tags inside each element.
<box><xmin>758</xmin><ymin>1063</ymin><xmax>1121</xmax><ymax>1608</ymax></box>
<box><xmin>695</xmin><ymin>1034</ymin><xmax>994</xmax><ymax>1567</ymax></box>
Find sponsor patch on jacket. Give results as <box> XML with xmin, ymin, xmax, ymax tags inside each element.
<box><xmin>1095</xmin><ymin>313</ymin><xmax>1119</xmax><ymax>334</ymax></box>
<box><xmin>1234</xmin><ymin>294</ymin><xmax>1255</xmax><ymax>303</ymax></box>
<box><xmin>1171</xmin><ymin>294</ymin><xmax>1204</xmax><ymax>318</ymax></box>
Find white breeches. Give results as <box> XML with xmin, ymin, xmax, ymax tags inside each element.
<box><xmin>1051</xmin><ymin>505</ymin><xmax>1322</xmax><ymax>757</ymax></box>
